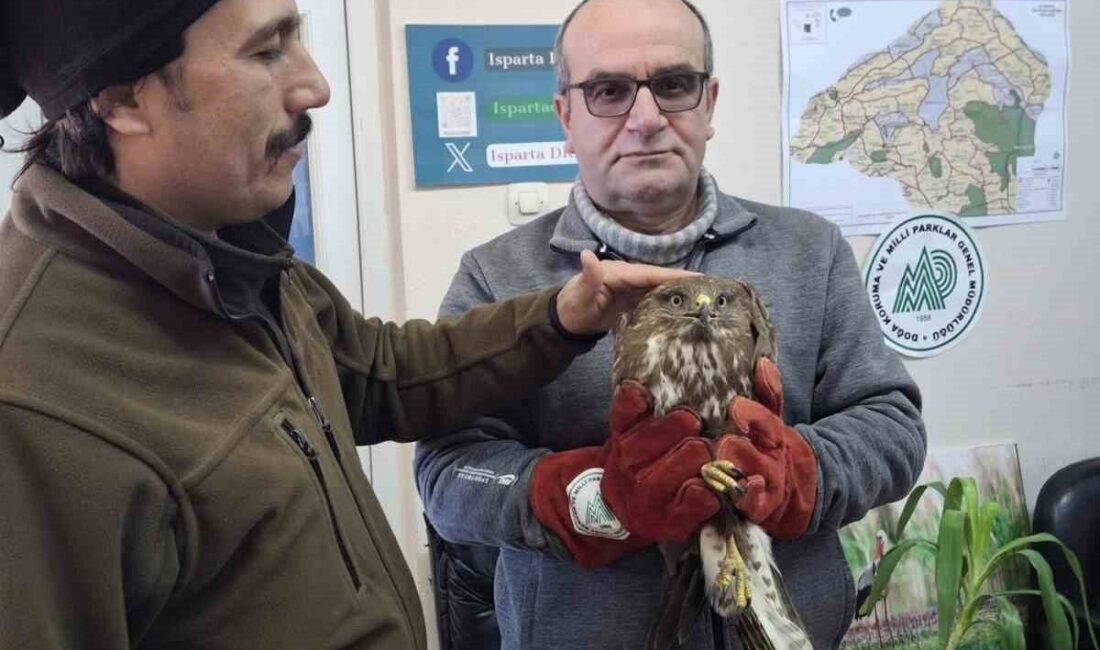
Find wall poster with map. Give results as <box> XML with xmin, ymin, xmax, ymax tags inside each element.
<box><xmin>781</xmin><ymin>0</ymin><xmax>1070</xmax><ymax>235</ymax></box>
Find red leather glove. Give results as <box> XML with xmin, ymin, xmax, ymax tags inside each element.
<box><xmin>715</xmin><ymin>358</ymin><xmax>818</xmax><ymax>540</ymax></box>
<box><xmin>529</xmin><ymin>381</ymin><xmax>720</xmax><ymax>568</ymax></box>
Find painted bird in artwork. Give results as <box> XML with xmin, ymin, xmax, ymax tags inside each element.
<box><xmin>856</xmin><ymin>529</ymin><xmax>896</xmax><ymax>647</ymax></box>
<box><xmin>611</xmin><ymin>276</ymin><xmax>812</xmax><ymax>650</ymax></box>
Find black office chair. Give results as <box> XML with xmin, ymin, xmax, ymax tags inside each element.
<box><xmin>1031</xmin><ymin>457</ymin><xmax>1100</xmax><ymax>649</ymax></box>
<box><xmin>425</xmin><ymin>517</ymin><xmax>501</xmax><ymax>650</ymax></box>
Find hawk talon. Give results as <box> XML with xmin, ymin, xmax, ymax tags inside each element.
<box><xmin>701</xmin><ymin>460</ymin><xmax>746</xmax><ymax>495</ymax></box>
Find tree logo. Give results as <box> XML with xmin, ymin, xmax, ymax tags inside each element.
<box><xmin>566</xmin><ymin>469</ymin><xmax>629</xmax><ymax>540</ymax></box>
<box><xmin>893</xmin><ymin>247</ymin><xmax>957</xmax><ymax>313</ymax></box>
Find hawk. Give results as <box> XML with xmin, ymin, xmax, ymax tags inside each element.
<box><xmin>612</xmin><ymin>276</ymin><xmax>811</xmax><ymax>650</ymax></box>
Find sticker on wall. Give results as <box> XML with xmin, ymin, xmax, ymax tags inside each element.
<box><xmin>405</xmin><ymin>25</ymin><xmax>577</xmax><ymax>187</ymax></box>
<box><xmin>437</xmin><ymin>92</ymin><xmax>478</xmax><ymax>139</ymax></box>
<box><xmin>863</xmin><ymin>213</ymin><xmax>987</xmax><ymax>358</ymax></box>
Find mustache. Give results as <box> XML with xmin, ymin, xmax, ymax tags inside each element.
<box><xmin>266</xmin><ymin>113</ymin><xmax>313</xmax><ymax>159</ymax></box>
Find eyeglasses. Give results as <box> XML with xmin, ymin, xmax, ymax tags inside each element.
<box><xmin>563</xmin><ymin>71</ymin><xmax>711</xmax><ymax>118</ymax></box>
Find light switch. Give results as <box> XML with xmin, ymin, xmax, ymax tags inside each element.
<box><xmin>506</xmin><ymin>183</ymin><xmax>549</xmax><ymax>226</ymax></box>
<box><xmin>518</xmin><ymin>191</ymin><xmax>542</xmax><ymax>215</ymax></box>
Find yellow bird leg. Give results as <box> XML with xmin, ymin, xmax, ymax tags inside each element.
<box><xmin>701</xmin><ymin>460</ymin><xmax>743</xmax><ymax>494</ymax></box>
<box><xmin>700</xmin><ymin>461</ymin><xmax>751</xmax><ymax>608</ymax></box>
<box><xmin>725</xmin><ymin>536</ymin><xmax>752</xmax><ymax>609</ymax></box>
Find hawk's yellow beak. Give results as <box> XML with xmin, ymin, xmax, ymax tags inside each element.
<box><xmin>693</xmin><ymin>294</ymin><xmax>712</xmax><ymax>326</ymax></box>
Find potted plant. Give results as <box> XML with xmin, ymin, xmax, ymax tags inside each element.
<box><xmin>859</xmin><ymin>476</ymin><xmax>1099</xmax><ymax>650</ymax></box>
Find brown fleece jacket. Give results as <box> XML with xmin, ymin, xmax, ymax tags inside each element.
<box><xmin>0</xmin><ymin>165</ymin><xmax>593</xmax><ymax>649</ymax></box>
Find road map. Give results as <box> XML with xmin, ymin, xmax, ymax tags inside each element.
<box><xmin>782</xmin><ymin>0</ymin><xmax>1069</xmax><ymax>234</ymax></box>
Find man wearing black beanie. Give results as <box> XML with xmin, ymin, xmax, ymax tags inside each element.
<box><xmin>0</xmin><ymin>0</ymin><xmax>696</xmax><ymax>647</ymax></box>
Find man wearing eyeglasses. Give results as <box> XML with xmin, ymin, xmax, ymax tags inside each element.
<box><xmin>415</xmin><ymin>1</ymin><xmax>925</xmax><ymax>648</ymax></box>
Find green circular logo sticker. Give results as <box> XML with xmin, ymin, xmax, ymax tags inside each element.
<box><xmin>864</xmin><ymin>213</ymin><xmax>987</xmax><ymax>358</ymax></box>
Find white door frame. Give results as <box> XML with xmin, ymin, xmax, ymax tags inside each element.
<box><xmin>344</xmin><ymin>0</ymin><xmax>434</xmax><ymax>633</ymax></box>
<box><xmin>296</xmin><ymin>0</ymin><xmax>363</xmax><ymax>313</ymax></box>
<box><xmin>298</xmin><ymin>1</ymin><xmax>394</xmax><ymax>493</ymax></box>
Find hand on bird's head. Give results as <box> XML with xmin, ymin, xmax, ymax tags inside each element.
<box><xmin>555</xmin><ymin>250</ymin><xmax>701</xmax><ymax>335</ymax></box>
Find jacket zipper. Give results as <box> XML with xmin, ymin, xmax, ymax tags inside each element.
<box><xmin>281</xmin><ymin>418</ymin><xmax>361</xmax><ymax>590</ymax></box>
<box><xmin>213</xmin><ymin>272</ymin><xmax>342</xmax><ymax>462</ymax></box>
<box><xmin>308</xmin><ymin>395</ymin><xmax>341</xmax><ymax>462</ymax></box>
<box><xmin>234</xmin><ymin>281</ymin><xmax>365</xmax><ymax>589</ymax></box>
<box><xmin>687</xmin><ymin>229</ymin><xmax>718</xmax><ymax>272</ymax></box>
<box><xmin>588</xmin><ymin>229</ymin><xmax>719</xmax><ymax>268</ymax></box>
<box><xmin>214</xmin><ymin>277</ymin><xmax>367</xmax><ymax>591</ymax></box>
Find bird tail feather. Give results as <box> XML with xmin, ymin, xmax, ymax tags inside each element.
<box><xmin>733</xmin><ymin>524</ymin><xmax>813</xmax><ymax>650</ymax></box>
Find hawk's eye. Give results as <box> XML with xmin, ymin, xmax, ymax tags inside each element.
<box><xmin>715</xmin><ymin>295</ymin><xmax>729</xmax><ymax>308</ymax></box>
<box><xmin>669</xmin><ymin>293</ymin><xmax>684</xmax><ymax>307</ymax></box>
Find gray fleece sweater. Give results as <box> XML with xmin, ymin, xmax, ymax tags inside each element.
<box><xmin>414</xmin><ymin>188</ymin><xmax>926</xmax><ymax>650</ymax></box>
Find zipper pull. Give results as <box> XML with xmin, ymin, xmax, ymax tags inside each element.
<box><xmin>308</xmin><ymin>396</ymin><xmax>332</xmax><ymax>432</ymax></box>
<box><xmin>281</xmin><ymin>420</ymin><xmax>317</xmax><ymax>459</ymax></box>
<box><xmin>594</xmin><ymin>243</ymin><xmax>626</xmax><ymax>262</ymax></box>
<box><xmin>308</xmin><ymin>396</ymin><xmax>342</xmax><ymax>461</ymax></box>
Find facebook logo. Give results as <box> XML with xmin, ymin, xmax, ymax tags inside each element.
<box><xmin>432</xmin><ymin>39</ymin><xmax>474</xmax><ymax>82</ymax></box>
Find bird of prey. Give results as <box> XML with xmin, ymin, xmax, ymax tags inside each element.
<box><xmin>611</xmin><ymin>276</ymin><xmax>812</xmax><ymax>650</ymax></box>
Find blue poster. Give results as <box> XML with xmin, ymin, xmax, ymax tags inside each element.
<box><xmin>290</xmin><ymin>154</ymin><xmax>315</xmax><ymax>264</ymax></box>
<box><xmin>405</xmin><ymin>25</ymin><xmax>578</xmax><ymax>187</ymax></box>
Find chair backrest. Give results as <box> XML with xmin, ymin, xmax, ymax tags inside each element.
<box><xmin>1032</xmin><ymin>456</ymin><xmax>1100</xmax><ymax>646</ymax></box>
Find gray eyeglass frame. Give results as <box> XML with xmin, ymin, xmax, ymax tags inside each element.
<box><xmin>563</xmin><ymin>71</ymin><xmax>711</xmax><ymax>118</ymax></box>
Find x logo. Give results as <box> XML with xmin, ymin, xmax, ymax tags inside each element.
<box><xmin>445</xmin><ymin>142</ymin><xmax>473</xmax><ymax>173</ymax></box>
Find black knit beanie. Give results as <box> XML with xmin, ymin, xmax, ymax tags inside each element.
<box><xmin>1</xmin><ymin>0</ymin><xmax>221</xmax><ymax>120</ymax></box>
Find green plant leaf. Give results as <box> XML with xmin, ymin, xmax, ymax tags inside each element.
<box><xmin>925</xmin><ymin>480</ymin><xmax>949</xmax><ymax>498</ymax></box>
<box><xmin>985</xmin><ymin>590</ymin><xmax>1083</xmax><ymax>645</ymax></box>
<box><xmin>994</xmin><ymin>596</ymin><xmax>1026</xmax><ymax>650</ymax></box>
<box><xmin>887</xmin><ymin>476</ymin><xmax>1098</xmax><ymax>650</ymax></box>
<box><xmin>1060</xmin><ymin>594</ymin><xmax>1083</xmax><ymax>650</ymax></box>
<box><xmin>960</xmin><ymin>477</ymin><xmax>978</xmax><ymax>513</ymax></box>
<box><xmin>1018</xmin><ymin>548</ymin><xmax>1073</xmax><ymax>649</ymax></box>
<box><xmin>945</xmin><ymin>478</ymin><xmax>965</xmax><ymax>513</ymax></box>
<box><xmin>857</xmin><ymin>538</ymin><xmax>937</xmax><ymax>616</ymax></box>
<box><xmin>974</xmin><ymin>621</ymin><xmax>1009</xmax><ymax>648</ymax></box>
<box><xmin>974</xmin><ymin>501</ymin><xmax>1000</xmax><ymax>564</ymax></box>
<box><xmin>895</xmin><ymin>483</ymin><xmax>935</xmax><ymax>539</ymax></box>
<box><xmin>979</xmin><ymin>532</ymin><xmax>1062</xmax><ymax>586</ymax></box>
<box><xmin>979</xmin><ymin>528</ymin><xmax>1100</xmax><ymax>649</ymax></box>
<box><xmin>1040</xmin><ymin>538</ymin><xmax>1100</xmax><ymax>650</ymax></box>
<box><xmin>937</xmin><ymin>508</ymin><xmax>966</xmax><ymax>648</ymax></box>
<box><xmin>959</xmin><ymin>477</ymin><xmax>976</xmax><ymax>580</ymax></box>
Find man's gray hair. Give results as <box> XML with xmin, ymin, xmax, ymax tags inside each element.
<box><xmin>552</xmin><ymin>0</ymin><xmax>714</xmax><ymax>93</ymax></box>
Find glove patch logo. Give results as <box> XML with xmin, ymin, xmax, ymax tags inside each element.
<box><xmin>566</xmin><ymin>468</ymin><xmax>630</xmax><ymax>540</ymax></box>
